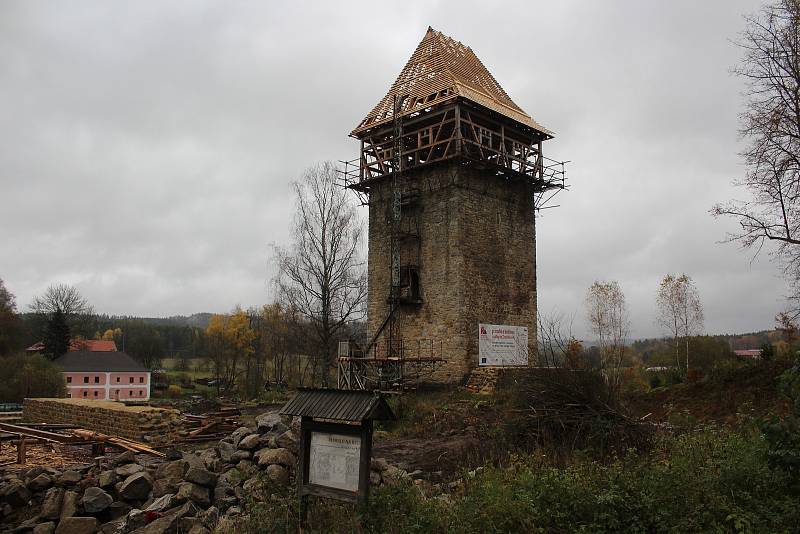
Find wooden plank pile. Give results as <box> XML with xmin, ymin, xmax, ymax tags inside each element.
<box><xmin>0</xmin><ymin>422</ymin><xmax>165</xmax><ymax>466</ymax></box>
<box><xmin>179</xmin><ymin>407</ymin><xmax>240</xmax><ymax>443</ymax></box>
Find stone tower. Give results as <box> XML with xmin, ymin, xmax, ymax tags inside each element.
<box><xmin>343</xmin><ymin>28</ymin><xmax>562</xmax><ymax>386</ymax></box>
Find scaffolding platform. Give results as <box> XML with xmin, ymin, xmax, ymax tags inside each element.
<box><xmin>337</xmin><ymin>339</ymin><xmax>445</xmax><ymax>391</ymax></box>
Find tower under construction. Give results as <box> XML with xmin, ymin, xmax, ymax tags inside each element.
<box><xmin>339</xmin><ymin>27</ymin><xmax>564</xmax><ymax>389</ymax></box>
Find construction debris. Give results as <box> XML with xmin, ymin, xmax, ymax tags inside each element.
<box><xmin>65</xmin><ymin>429</ymin><xmax>165</xmax><ymax>458</ymax></box>
<box><xmin>178</xmin><ymin>407</ymin><xmax>240</xmax><ymax>443</ymax></box>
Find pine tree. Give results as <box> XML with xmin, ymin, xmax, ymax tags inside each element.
<box><xmin>42</xmin><ymin>309</ymin><xmax>70</xmax><ymax>360</ymax></box>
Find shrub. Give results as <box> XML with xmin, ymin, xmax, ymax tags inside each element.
<box><xmin>378</xmin><ymin>428</ymin><xmax>797</xmax><ymax>533</ymax></box>
<box><xmin>167</xmin><ymin>384</ymin><xmax>182</xmax><ymax>398</ymax></box>
<box><xmin>621</xmin><ymin>367</ymin><xmax>649</xmax><ymax>396</ymax></box>
<box><xmin>503</xmin><ymin>368</ymin><xmax>651</xmax><ymax>457</ymax></box>
<box><xmin>666</xmin><ymin>369</ymin><xmax>684</xmax><ymax>385</ymax></box>
<box><xmin>0</xmin><ymin>353</ymin><xmax>65</xmax><ymax>402</ymax></box>
<box><xmin>762</xmin><ymin>358</ymin><xmax>800</xmax><ymax>484</ymax></box>
<box><xmin>685</xmin><ymin>368</ymin><xmax>703</xmax><ymax>383</ymax></box>
<box><xmin>648</xmin><ymin>373</ymin><xmax>662</xmax><ymax>389</ymax></box>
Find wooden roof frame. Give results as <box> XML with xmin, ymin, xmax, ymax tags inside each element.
<box><xmin>351</xmin><ymin>27</ymin><xmax>552</xmax><ymax>139</ymax></box>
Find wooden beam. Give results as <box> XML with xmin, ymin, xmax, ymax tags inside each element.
<box><xmin>0</xmin><ymin>422</ymin><xmax>83</xmax><ymax>444</ymax></box>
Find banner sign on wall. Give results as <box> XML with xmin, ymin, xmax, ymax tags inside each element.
<box><xmin>478</xmin><ymin>323</ymin><xmax>528</xmax><ymax>366</ymax></box>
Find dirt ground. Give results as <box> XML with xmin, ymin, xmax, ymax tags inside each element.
<box><xmin>0</xmin><ymin>441</ymin><xmax>95</xmax><ymax>473</ymax></box>
<box><xmin>373</xmin><ymin>433</ymin><xmax>484</xmax><ymax>475</ymax></box>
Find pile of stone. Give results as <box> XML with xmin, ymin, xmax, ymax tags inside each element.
<box><xmin>0</xmin><ymin>411</ymin><xmax>412</xmax><ymax>533</ymax></box>
<box><xmin>0</xmin><ymin>412</ymin><xmax>298</xmax><ymax>534</ymax></box>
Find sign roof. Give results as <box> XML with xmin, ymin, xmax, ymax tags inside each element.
<box><xmin>280</xmin><ymin>388</ymin><xmax>396</xmax><ymax>422</ymax></box>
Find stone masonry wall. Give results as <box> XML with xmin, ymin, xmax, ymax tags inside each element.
<box><xmin>22</xmin><ymin>398</ymin><xmax>181</xmax><ymax>445</ymax></box>
<box><xmin>367</xmin><ymin>162</ymin><xmax>537</xmax><ymax>384</ymax></box>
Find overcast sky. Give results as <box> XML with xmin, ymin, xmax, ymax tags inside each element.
<box><xmin>0</xmin><ymin>0</ymin><xmax>787</xmax><ymax>339</ymax></box>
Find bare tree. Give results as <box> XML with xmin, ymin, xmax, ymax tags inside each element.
<box><xmin>537</xmin><ymin>311</ymin><xmax>578</xmax><ymax>368</ymax></box>
<box><xmin>29</xmin><ymin>283</ymin><xmax>95</xmax><ymax>338</ymax></box>
<box><xmin>585</xmin><ymin>281</ymin><xmax>629</xmax><ymax>396</ymax></box>
<box><xmin>275</xmin><ymin>162</ymin><xmax>367</xmax><ymax>387</ymax></box>
<box><xmin>30</xmin><ymin>283</ymin><xmax>92</xmax><ymax>317</ymax></box>
<box><xmin>245</xmin><ymin>303</ymin><xmax>297</xmax><ymax>396</ymax></box>
<box><xmin>712</xmin><ymin>1</ymin><xmax>800</xmax><ymax>311</ymax></box>
<box><xmin>656</xmin><ymin>274</ymin><xmax>704</xmax><ymax>373</ymax></box>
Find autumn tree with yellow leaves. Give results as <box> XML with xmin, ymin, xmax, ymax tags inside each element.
<box><xmin>205</xmin><ymin>308</ymin><xmax>256</xmax><ymax>394</ymax></box>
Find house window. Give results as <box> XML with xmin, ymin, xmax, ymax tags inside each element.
<box><xmin>67</xmin><ymin>377</ymin><xmax>72</xmax><ymax>384</ymax></box>
<box><xmin>116</xmin><ymin>377</ymin><xmax>120</xmax><ymax>383</ymax></box>
<box><xmin>139</xmin><ymin>377</ymin><xmax>144</xmax><ymax>383</ymax></box>
<box><xmin>129</xmin><ymin>390</ymin><xmax>133</xmax><ymax>396</ymax></box>
<box><xmin>129</xmin><ymin>377</ymin><xmax>134</xmax><ymax>384</ymax></box>
<box><xmin>83</xmin><ymin>391</ymin><xmax>87</xmax><ymax>397</ymax></box>
<box><xmin>93</xmin><ymin>391</ymin><xmax>98</xmax><ymax>397</ymax></box>
<box><xmin>139</xmin><ymin>390</ymin><xmax>143</xmax><ymax>396</ymax></box>
<box><xmin>67</xmin><ymin>393</ymin><xmax>71</xmax><ymax>398</ymax></box>
<box><xmin>83</xmin><ymin>376</ymin><xmax>89</xmax><ymax>384</ymax></box>
<box><xmin>94</xmin><ymin>376</ymin><xmax>100</xmax><ymax>383</ymax></box>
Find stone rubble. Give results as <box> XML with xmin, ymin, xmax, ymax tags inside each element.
<box><xmin>0</xmin><ymin>411</ymin><xmax>407</xmax><ymax>533</ymax></box>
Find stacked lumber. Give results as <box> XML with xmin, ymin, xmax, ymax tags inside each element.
<box><xmin>65</xmin><ymin>428</ymin><xmax>165</xmax><ymax>458</ymax></box>
<box><xmin>179</xmin><ymin>407</ymin><xmax>240</xmax><ymax>443</ymax></box>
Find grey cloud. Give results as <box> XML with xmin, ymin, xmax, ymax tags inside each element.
<box><xmin>0</xmin><ymin>0</ymin><xmax>785</xmax><ymax>338</ymax></box>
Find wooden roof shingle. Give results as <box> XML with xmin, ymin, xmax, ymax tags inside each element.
<box><xmin>280</xmin><ymin>389</ymin><xmax>396</xmax><ymax>423</ymax></box>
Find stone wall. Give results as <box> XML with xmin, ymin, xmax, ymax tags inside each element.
<box><xmin>22</xmin><ymin>398</ymin><xmax>181</xmax><ymax>445</ymax></box>
<box><xmin>367</xmin><ymin>162</ymin><xmax>537</xmax><ymax>384</ymax></box>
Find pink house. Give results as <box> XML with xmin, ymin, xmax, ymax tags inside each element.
<box><xmin>53</xmin><ymin>350</ymin><xmax>151</xmax><ymax>401</ymax></box>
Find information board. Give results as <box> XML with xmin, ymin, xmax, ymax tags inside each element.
<box><xmin>308</xmin><ymin>432</ymin><xmax>361</xmax><ymax>492</ymax></box>
<box><xmin>478</xmin><ymin>323</ymin><xmax>528</xmax><ymax>366</ymax></box>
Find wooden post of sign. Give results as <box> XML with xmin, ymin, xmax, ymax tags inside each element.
<box><xmin>16</xmin><ymin>438</ymin><xmax>26</xmax><ymax>465</ymax></box>
<box><xmin>353</xmin><ymin>419</ymin><xmax>373</xmax><ymax>530</ymax></box>
<box><xmin>297</xmin><ymin>416</ymin><xmax>310</xmax><ymax>531</ymax></box>
<box><xmin>358</xmin><ymin>420</ymin><xmax>373</xmax><ymax>508</ymax></box>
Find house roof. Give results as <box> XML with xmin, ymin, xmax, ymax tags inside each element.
<box><xmin>351</xmin><ymin>27</ymin><xmax>551</xmax><ymax>138</ymax></box>
<box><xmin>26</xmin><ymin>339</ymin><xmax>118</xmax><ymax>353</ymax></box>
<box><xmin>70</xmin><ymin>339</ymin><xmax>117</xmax><ymax>352</ymax></box>
<box><xmin>280</xmin><ymin>388</ymin><xmax>396</xmax><ymax>422</ymax></box>
<box><xmin>53</xmin><ymin>350</ymin><xmax>147</xmax><ymax>373</ymax></box>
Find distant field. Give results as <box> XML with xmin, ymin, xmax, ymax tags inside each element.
<box><xmin>161</xmin><ymin>357</ymin><xmax>206</xmax><ymax>371</ymax></box>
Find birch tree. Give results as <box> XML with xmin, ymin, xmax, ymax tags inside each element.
<box><xmin>275</xmin><ymin>162</ymin><xmax>367</xmax><ymax>387</ymax></box>
<box><xmin>585</xmin><ymin>281</ymin><xmax>629</xmax><ymax>397</ymax></box>
<box><xmin>656</xmin><ymin>274</ymin><xmax>704</xmax><ymax>373</ymax></box>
